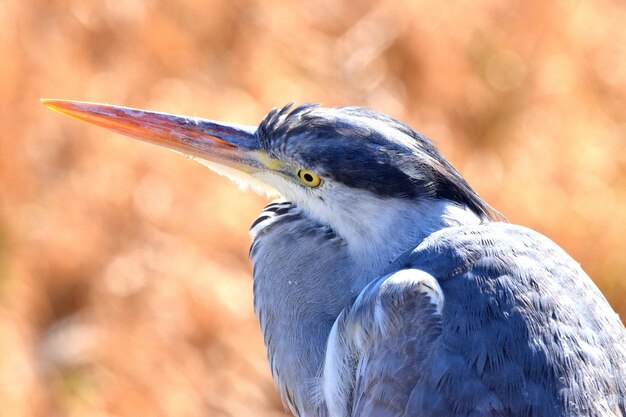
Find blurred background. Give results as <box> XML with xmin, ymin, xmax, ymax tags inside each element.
<box><xmin>1</xmin><ymin>0</ymin><xmax>625</xmax><ymax>416</ymax></box>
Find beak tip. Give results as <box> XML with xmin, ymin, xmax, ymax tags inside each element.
<box><xmin>40</xmin><ymin>98</ymin><xmax>58</xmax><ymax>106</ymax></box>
<box><xmin>41</xmin><ymin>99</ymin><xmax>84</xmax><ymax>118</ymax></box>
<box><xmin>40</xmin><ymin>98</ymin><xmax>63</xmax><ymax>112</ymax></box>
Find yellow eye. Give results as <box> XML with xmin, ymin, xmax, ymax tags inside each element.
<box><xmin>297</xmin><ymin>169</ymin><xmax>322</xmax><ymax>187</ymax></box>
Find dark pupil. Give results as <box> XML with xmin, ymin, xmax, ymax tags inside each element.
<box><xmin>303</xmin><ymin>173</ymin><xmax>314</xmax><ymax>182</ymax></box>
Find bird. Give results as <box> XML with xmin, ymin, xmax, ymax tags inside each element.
<box><xmin>42</xmin><ymin>98</ymin><xmax>626</xmax><ymax>417</ymax></box>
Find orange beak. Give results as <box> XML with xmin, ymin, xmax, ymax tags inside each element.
<box><xmin>41</xmin><ymin>99</ymin><xmax>262</xmax><ymax>173</ymax></box>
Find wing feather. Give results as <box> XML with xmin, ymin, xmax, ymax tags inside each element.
<box><xmin>321</xmin><ymin>223</ymin><xmax>626</xmax><ymax>417</ymax></box>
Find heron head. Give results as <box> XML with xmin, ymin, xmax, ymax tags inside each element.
<box><xmin>252</xmin><ymin>104</ymin><xmax>495</xmax><ymax>219</ymax></box>
<box><xmin>42</xmin><ymin>100</ymin><xmax>497</xmax><ymax>248</ymax></box>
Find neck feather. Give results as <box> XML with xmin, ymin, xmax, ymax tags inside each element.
<box><xmin>250</xmin><ymin>197</ymin><xmax>482</xmax><ymax>416</ymax></box>
<box><xmin>319</xmin><ymin>197</ymin><xmax>482</xmax><ymax>272</ymax></box>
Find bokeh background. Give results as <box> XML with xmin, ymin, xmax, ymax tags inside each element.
<box><xmin>1</xmin><ymin>0</ymin><xmax>625</xmax><ymax>416</ymax></box>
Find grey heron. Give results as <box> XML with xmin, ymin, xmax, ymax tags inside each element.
<box><xmin>42</xmin><ymin>99</ymin><xmax>626</xmax><ymax>417</ymax></box>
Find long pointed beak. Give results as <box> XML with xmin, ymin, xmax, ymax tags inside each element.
<box><xmin>41</xmin><ymin>99</ymin><xmax>263</xmax><ymax>173</ymax></box>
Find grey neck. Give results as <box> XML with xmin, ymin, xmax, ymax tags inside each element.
<box><xmin>249</xmin><ymin>199</ymin><xmax>481</xmax><ymax>416</ymax></box>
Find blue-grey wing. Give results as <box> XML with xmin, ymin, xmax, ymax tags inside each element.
<box><xmin>322</xmin><ymin>268</ymin><xmax>453</xmax><ymax>417</ymax></box>
<box><xmin>323</xmin><ymin>223</ymin><xmax>626</xmax><ymax>417</ymax></box>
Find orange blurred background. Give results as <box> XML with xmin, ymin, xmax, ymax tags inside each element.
<box><xmin>1</xmin><ymin>1</ymin><xmax>625</xmax><ymax>416</ymax></box>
